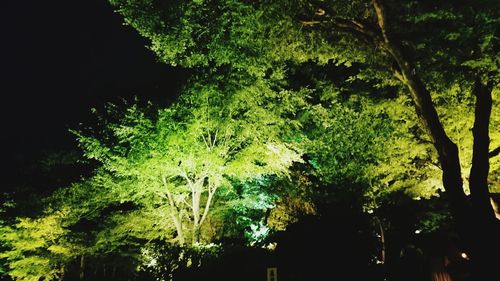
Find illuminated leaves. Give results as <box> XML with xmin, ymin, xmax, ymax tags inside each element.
<box><xmin>72</xmin><ymin>75</ymin><xmax>305</xmax><ymax>246</ymax></box>
<box><xmin>0</xmin><ymin>209</ymin><xmax>79</xmax><ymax>281</ymax></box>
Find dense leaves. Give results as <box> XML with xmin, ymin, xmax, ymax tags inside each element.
<box><xmin>2</xmin><ymin>0</ymin><xmax>498</xmax><ymax>280</ymax></box>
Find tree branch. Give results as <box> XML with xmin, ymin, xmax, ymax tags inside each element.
<box><xmin>330</xmin><ymin>18</ymin><xmax>380</xmax><ymax>42</ymax></box>
<box><xmin>372</xmin><ymin>0</ymin><xmax>390</xmax><ymax>42</ymax></box>
<box><xmin>300</xmin><ymin>20</ymin><xmax>322</xmax><ymax>26</ymax></box>
<box><xmin>162</xmin><ymin>176</ymin><xmax>178</xmax><ymax>211</ymax></box>
<box><xmin>489</xmin><ymin>146</ymin><xmax>500</xmax><ymax>158</ymax></box>
<box><xmin>199</xmin><ymin>180</ymin><xmax>217</xmax><ymax>227</ymax></box>
<box><xmin>298</xmin><ymin>3</ymin><xmax>381</xmax><ymax>44</ymax></box>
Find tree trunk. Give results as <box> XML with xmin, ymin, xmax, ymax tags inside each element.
<box><xmin>373</xmin><ymin>216</ymin><xmax>386</xmax><ymax>264</ymax></box>
<box><xmin>79</xmin><ymin>255</ymin><xmax>85</xmax><ymax>280</ymax></box>
<box><xmin>397</xmin><ymin>62</ymin><xmax>470</xmax><ymax>224</ymax></box>
<box><xmin>467</xmin><ymin>79</ymin><xmax>499</xmax><ymax>280</ymax></box>
<box><xmin>190</xmin><ymin>178</ymin><xmax>205</xmax><ymax>245</ymax></box>
<box><xmin>171</xmin><ymin>213</ymin><xmax>185</xmax><ymax>246</ymax></box>
<box><xmin>469</xmin><ymin>79</ymin><xmax>495</xmax><ymax>221</ymax></box>
<box><xmin>163</xmin><ymin>176</ymin><xmax>186</xmax><ymax>245</ymax></box>
<box><xmin>192</xmin><ymin>225</ymin><xmax>201</xmax><ymax>244</ymax></box>
<box><xmin>370</xmin><ymin>1</ymin><xmax>499</xmax><ymax>279</ymax></box>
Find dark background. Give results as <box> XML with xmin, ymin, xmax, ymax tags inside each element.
<box><xmin>1</xmin><ymin>0</ymin><xmax>185</xmax><ymax>189</ymax></box>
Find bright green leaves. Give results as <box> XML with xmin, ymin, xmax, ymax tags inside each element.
<box><xmin>71</xmin><ymin>74</ymin><xmax>306</xmax><ymax>246</ymax></box>
<box><xmin>301</xmin><ymin>89</ymin><xmax>394</xmax><ymax>187</ymax></box>
<box><xmin>0</xmin><ymin>209</ymin><xmax>78</xmax><ymax>281</ymax></box>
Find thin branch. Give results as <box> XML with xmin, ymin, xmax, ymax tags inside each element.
<box><xmin>200</xmin><ymin>181</ymin><xmax>217</xmax><ymax>226</ymax></box>
<box><xmin>179</xmin><ymin>170</ymin><xmax>196</xmax><ymax>193</ymax></box>
<box><xmin>300</xmin><ymin>20</ymin><xmax>322</xmax><ymax>26</ymax></box>
<box><xmin>489</xmin><ymin>146</ymin><xmax>500</xmax><ymax>158</ymax></box>
<box><xmin>181</xmin><ymin>197</ymin><xmax>193</xmax><ymax>210</ymax></box>
<box><xmin>201</xmin><ymin>133</ymin><xmax>210</xmax><ymax>149</ymax></box>
<box><xmin>393</xmin><ymin>69</ymin><xmax>404</xmax><ymax>83</ymax></box>
<box><xmin>212</xmin><ymin>129</ymin><xmax>218</xmax><ymax>148</ymax></box>
<box><xmin>162</xmin><ymin>176</ymin><xmax>177</xmax><ymax>210</ymax></box>
<box><xmin>330</xmin><ymin>17</ymin><xmax>380</xmax><ymax>42</ymax></box>
<box><xmin>297</xmin><ymin>3</ymin><xmax>381</xmax><ymax>44</ymax></box>
<box><xmin>372</xmin><ymin>0</ymin><xmax>390</xmax><ymax>42</ymax></box>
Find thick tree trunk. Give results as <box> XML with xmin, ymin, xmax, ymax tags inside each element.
<box><xmin>372</xmin><ymin>0</ymin><xmax>469</xmax><ymax>224</ymax></box>
<box><xmin>370</xmin><ymin>1</ymin><xmax>499</xmax><ymax>279</ymax></box>
<box><xmin>467</xmin><ymin>79</ymin><xmax>499</xmax><ymax>279</ymax></box>
<box><xmin>469</xmin><ymin>79</ymin><xmax>495</xmax><ymax>221</ymax></box>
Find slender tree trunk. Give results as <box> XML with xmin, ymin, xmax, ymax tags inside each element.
<box><xmin>171</xmin><ymin>213</ymin><xmax>185</xmax><ymax>246</ymax></box>
<box><xmin>373</xmin><ymin>216</ymin><xmax>386</xmax><ymax>264</ymax></box>
<box><xmin>163</xmin><ymin>176</ymin><xmax>185</xmax><ymax>245</ymax></box>
<box><xmin>192</xmin><ymin>225</ymin><xmax>201</xmax><ymax>245</ymax></box>
<box><xmin>192</xmin><ymin>188</ymin><xmax>201</xmax><ymax>244</ymax></box>
<box><xmin>191</xmin><ymin>178</ymin><xmax>205</xmax><ymax>244</ymax></box>
<box><xmin>79</xmin><ymin>255</ymin><xmax>85</xmax><ymax>280</ymax></box>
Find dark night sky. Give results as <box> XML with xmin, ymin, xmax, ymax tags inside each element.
<box><xmin>1</xmin><ymin>0</ymin><xmax>185</xmax><ymax>186</ymax></box>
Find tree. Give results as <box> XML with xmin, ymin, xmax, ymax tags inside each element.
<box><xmin>74</xmin><ymin>78</ymin><xmax>304</xmax><ymax>246</ymax></box>
<box><xmin>0</xmin><ymin>209</ymin><xmax>80</xmax><ymax>281</ymax></box>
<box><xmin>108</xmin><ymin>0</ymin><xmax>499</xmax><ymax>277</ymax></box>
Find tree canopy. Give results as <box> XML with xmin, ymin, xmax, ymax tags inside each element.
<box><xmin>73</xmin><ymin>76</ymin><xmax>306</xmax><ymax>246</ymax></box>
<box><xmin>1</xmin><ymin>0</ymin><xmax>498</xmax><ymax>280</ymax></box>
<box><xmin>108</xmin><ymin>0</ymin><xmax>499</xmax><ymax>278</ymax></box>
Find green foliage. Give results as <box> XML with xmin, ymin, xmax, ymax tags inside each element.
<box><xmin>0</xmin><ymin>209</ymin><xmax>79</xmax><ymax>281</ymax></box>
<box><xmin>372</xmin><ymin>86</ymin><xmax>500</xmax><ymax>199</ymax></box>
<box><xmin>266</xmin><ymin>168</ymin><xmax>317</xmax><ymax>231</ymax></box>
<box><xmin>5</xmin><ymin>0</ymin><xmax>499</xmax><ymax>278</ymax></box>
<box><xmin>108</xmin><ymin>0</ymin><xmax>499</xmax><ymax>192</ymax></box>
<box><xmin>302</xmin><ymin>87</ymin><xmax>394</xmax><ymax>186</ymax></box>
<box><xmin>139</xmin><ymin>241</ymin><xmax>225</xmax><ymax>281</ymax></box>
<box><xmin>73</xmin><ymin>75</ymin><xmax>305</xmax><ymax>246</ymax></box>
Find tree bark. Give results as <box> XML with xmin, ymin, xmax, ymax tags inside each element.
<box><xmin>163</xmin><ymin>176</ymin><xmax>185</xmax><ymax>246</ymax></box>
<box><xmin>469</xmin><ymin>79</ymin><xmax>495</xmax><ymax>221</ymax></box>
<box><xmin>467</xmin><ymin>79</ymin><xmax>499</xmax><ymax>279</ymax></box>
<box><xmin>371</xmin><ymin>0</ymin><xmax>469</xmax><ymax>225</ymax></box>
<box><xmin>191</xmin><ymin>178</ymin><xmax>205</xmax><ymax>244</ymax></box>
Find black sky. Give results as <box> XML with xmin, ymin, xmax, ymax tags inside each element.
<box><xmin>1</xmin><ymin>0</ymin><xmax>184</xmax><ymax>183</ymax></box>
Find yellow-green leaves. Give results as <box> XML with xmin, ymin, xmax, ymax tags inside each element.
<box><xmin>1</xmin><ymin>209</ymin><xmax>78</xmax><ymax>281</ymax></box>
